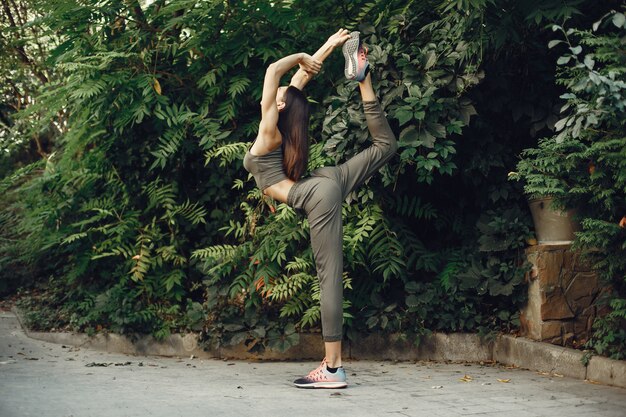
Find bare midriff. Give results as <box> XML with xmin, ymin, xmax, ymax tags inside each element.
<box><xmin>262</xmin><ymin>178</ymin><xmax>295</xmax><ymax>204</ymax></box>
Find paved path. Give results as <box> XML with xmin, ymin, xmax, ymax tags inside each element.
<box><xmin>0</xmin><ymin>311</ymin><xmax>624</xmax><ymax>417</ymax></box>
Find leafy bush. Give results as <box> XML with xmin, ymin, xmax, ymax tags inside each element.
<box><xmin>1</xmin><ymin>0</ymin><xmax>621</xmax><ymax>358</ymax></box>
<box><xmin>512</xmin><ymin>10</ymin><xmax>626</xmax><ymax>359</ymax></box>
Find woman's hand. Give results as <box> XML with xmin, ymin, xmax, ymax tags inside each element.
<box><xmin>327</xmin><ymin>28</ymin><xmax>351</xmax><ymax>48</ymax></box>
<box><xmin>299</xmin><ymin>53</ymin><xmax>322</xmax><ymax>75</ymax></box>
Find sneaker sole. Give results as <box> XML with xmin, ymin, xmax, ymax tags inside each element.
<box><xmin>294</xmin><ymin>381</ymin><xmax>348</xmax><ymax>389</ymax></box>
<box><xmin>342</xmin><ymin>32</ymin><xmax>360</xmax><ymax>79</ymax></box>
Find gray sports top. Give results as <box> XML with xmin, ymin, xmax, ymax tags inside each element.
<box><xmin>242</xmin><ymin>144</ymin><xmax>289</xmax><ymax>191</ymax></box>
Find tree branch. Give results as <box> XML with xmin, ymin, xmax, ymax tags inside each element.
<box><xmin>1</xmin><ymin>0</ymin><xmax>48</xmax><ymax>84</ymax></box>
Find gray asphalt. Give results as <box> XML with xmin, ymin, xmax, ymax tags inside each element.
<box><xmin>1</xmin><ymin>311</ymin><xmax>624</xmax><ymax>417</ymax></box>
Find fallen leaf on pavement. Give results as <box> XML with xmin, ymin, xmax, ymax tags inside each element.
<box><xmin>497</xmin><ymin>378</ymin><xmax>511</xmax><ymax>383</ymax></box>
<box><xmin>85</xmin><ymin>362</ymin><xmax>112</xmax><ymax>367</ymax></box>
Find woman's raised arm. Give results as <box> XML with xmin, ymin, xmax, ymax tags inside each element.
<box><xmin>289</xmin><ymin>28</ymin><xmax>351</xmax><ymax>91</ymax></box>
<box><xmin>258</xmin><ymin>53</ymin><xmax>321</xmax><ymax>146</ymax></box>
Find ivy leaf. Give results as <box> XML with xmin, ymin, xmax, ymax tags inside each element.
<box><xmin>427</xmin><ymin>122</ymin><xmax>447</xmax><ymax>138</ymax></box>
<box><xmin>557</xmin><ymin>55</ymin><xmax>571</xmax><ymax>65</ymax></box>
<box><xmin>230</xmin><ymin>331</ymin><xmax>247</xmax><ymax>345</ymax></box>
<box><xmin>418</xmin><ymin>129</ymin><xmax>436</xmax><ymax>148</ymax></box>
<box><xmin>459</xmin><ymin>102</ymin><xmax>477</xmax><ymax>125</ymax></box>
<box><xmin>366</xmin><ymin>316</ymin><xmax>379</xmax><ymax>328</ymax></box>
<box><xmin>406</xmin><ymin>294</ymin><xmax>419</xmax><ymax>308</ymax></box>
<box><xmin>424</xmin><ymin>51</ymin><xmax>437</xmax><ymax>70</ymax></box>
<box><xmin>569</xmin><ymin>45</ymin><xmax>582</xmax><ymax>55</ymax></box>
<box><xmin>399</xmin><ymin>125</ymin><xmax>420</xmax><ymax>146</ymax></box>
<box><xmin>396</xmin><ymin>108</ymin><xmax>414</xmax><ymax>126</ymax></box>
<box><xmin>223</xmin><ymin>323</ymin><xmax>245</xmax><ymax>332</ymax></box>
<box><xmin>548</xmin><ymin>40</ymin><xmax>563</xmax><ymax>49</ymax></box>
<box><xmin>405</xmin><ymin>281</ymin><xmax>419</xmax><ymax>293</ymax></box>
<box><xmin>592</xmin><ymin>18</ymin><xmax>602</xmax><ymax>31</ymax></box>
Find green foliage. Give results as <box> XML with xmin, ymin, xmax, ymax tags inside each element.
<box><xmin>512</xmin><ymin>9</ymin><xmax>626</xmax><ymax>359</ymax></box>
<box><xmin>1</xmin><ymin>0</ymin><xmax>621</xmax><ymax>359</ymax></box>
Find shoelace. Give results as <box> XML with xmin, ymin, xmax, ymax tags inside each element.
<box><xmin>359</xmin><ymin>45</ymin><xmax>368</xmax><ymax>60</ymax></box>
<box><xmin>306</xmin><ymin>358</ymin><xmax>329</xmax><ymax>381</ymax></box>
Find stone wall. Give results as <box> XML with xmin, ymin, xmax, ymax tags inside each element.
<box><xmin>519</xmin><ymin>243</ymin><xmax>611</xmax><ymax>348</ymax></box>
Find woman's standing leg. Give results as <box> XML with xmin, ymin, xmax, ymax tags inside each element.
<box><xmin>316</xmin><ymin>71</ymin><xmax>397</xmax><ymax>371</ymax></box>
<box><xmin>291</xmin><ymin>176</ymin><xmax>348</xmax><ymax>389</ymax></box>
<box><xmin>292</xmin><ymin>41</ymin><xmax>397</xmax><ymax>389</ymax></box>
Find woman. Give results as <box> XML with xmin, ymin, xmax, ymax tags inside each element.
<box><xmin>243</xmin><ymin>29</ymin><xmax>398</xmax><ymax>388</ymax></box>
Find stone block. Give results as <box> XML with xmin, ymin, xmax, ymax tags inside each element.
<box><xmin>541</xmin><ymin>288</ymin><xmax>575</xmax><ymax>320</ymax></box>
<box><xmin>526</xmin><ymin>253</ymin><xmax>539</xmax><ymax>282</ymax></box>
<box><xmin>573</xmin><ymin>253</ymin><xmax>593</xmax><ymax>270</ymax></box>
<box><xmin>562</xmin><ymin>321</ymin><xmax>574</xmax><ymax>333</ymax></box>
<box><xmin>564</xmin><ymin>272</ymin><xmax>599</xmax><ymax>312</ymax></box>
<box><xmin>587</xmin><ymin>355</ymin><xmax>626</xmax><ymax>389</ymax></box>
<box><xmin>560</xmin><ymin>269</ymin><xmax>576</xmax><ymax>294</ymax></box>
<box><xmin>573</xmin><ymin>315</ymin><xmax>590</xmax><ymax>335</ymax></box>
<box><xmin>534</xmin><ymin>250</ymin><xmax>546</xmax><ymax>268</ymax></box>
<box><xmin>493</xmin><ymin>334</ymin><xmax>587</xmax><ymax>380</ymax></box>
<box><xmin>519</xmin><ymin>276</ymin><xmax>545</xmax><ymax>340</ymax></box>
<box><xmin>562</xmin><ymin>250</ymin><xmax>575</xmax><ymax>271</ymax></box>
<box><xmin>582</xmin><ymin>305</ymin><xmax>596</xmax><ymax>317</ymax></box>
<box><xmin>547</xmin><ymin>336</ymin><xmax>563</xmax><ymax>345</ymax></box>
<box><xmin>537</xmin><ymin>251</ymin><xmax>564</xmax><ymax>287</ymax></box>
<box><xmin>519</xmin><ymin>309</ymin><xmax>534</xmax><ymax>339</ymax></box>
<box><xmin>563</xmin><ymin>332</ymin><xmax>575</xmax><ymax>346</ymax></box>
<box><xmin>539</xmin><ymin>321</ymin><xmax>562</xmax><ymax>340</ymax></box>
<box><xmin>569</xmin><ymin>295</ymin><xmax>596</xmax><ymax>316</ymax></box>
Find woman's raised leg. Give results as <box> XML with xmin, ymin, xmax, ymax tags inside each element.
<box><xmin>336</xmin><ymin>71</ymin><xmax>398</xmax><ymax>200</ymax></box>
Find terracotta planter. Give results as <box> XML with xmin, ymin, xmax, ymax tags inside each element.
<box><xmin>528</xmin><ymin>197</ymin><xmax>581</xmax><ymax>244</ymax></box>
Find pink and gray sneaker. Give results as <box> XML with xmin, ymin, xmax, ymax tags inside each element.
<box><xmin>293</xmin><ymin>357</ymin><xmax>348</xmax><ymax>389</ymax></box>
<box><xmin>342</xmin><ymin>31</ymin><xmax>369</xmax><ymax>82</ymax></box>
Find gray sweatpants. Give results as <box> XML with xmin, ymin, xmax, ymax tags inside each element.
<box><xmin>286</xmin><ymin>99</ymin><xmax>398</xmax><ymax>342</ymax></box>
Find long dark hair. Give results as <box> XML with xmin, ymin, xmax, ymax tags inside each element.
<box><xmin>277</xmin><ymin>86</ymin><xmax>310</xmax><ymax>181</ymax></box>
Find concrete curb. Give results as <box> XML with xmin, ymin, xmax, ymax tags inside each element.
<box><xmin>348</xmin><ymin>332</ymin><xmax>493</xmax><ymax>362</ymax></box>
<box><xmin>587</xmin><ymin>355</ymin><xmax>626</xmax><ymax>389</ymax></box>
<box><xmin>10</xmin><ymin>306</ymin><xmax>626</xmax><ymax>389</ymax></box>
<box><xmin>493</xmin><ymin>333</ymin><xmax>587</xmax><ymax>380</ymax></box>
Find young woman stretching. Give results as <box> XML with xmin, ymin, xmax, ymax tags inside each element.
<box><xmin>243</xmin><ymin>29</ymin><xmax>398</xmax><ymax>388</ymax></box>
